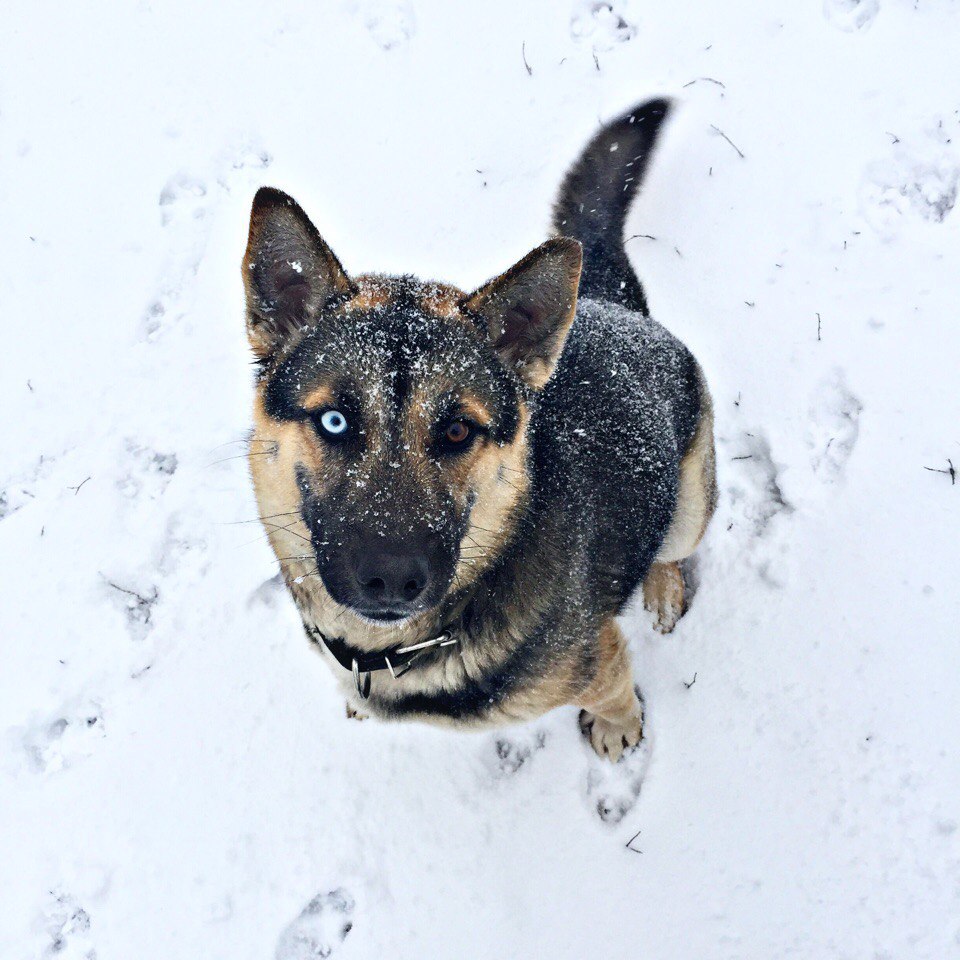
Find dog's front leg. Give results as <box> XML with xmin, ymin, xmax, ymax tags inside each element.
<box><xmin>576</xmin><ymin>620</ymin><xmax>643</xmax><ymax>763</ymax></box>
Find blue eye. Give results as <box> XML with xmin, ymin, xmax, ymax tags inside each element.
<box><xmin>319</xmin><ymin>410</ymin><xmax>348</xmax><ymax>436</ymax></box>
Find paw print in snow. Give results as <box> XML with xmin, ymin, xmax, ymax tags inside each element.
<box><xmin>490</xmin><ymin>727</ymin><xmax>547</xmax><ymax>776</ymax></box>
<box><xmin>276</xmin><ymin>889</ymin><xmax>355</xmax><ymax>960</ymax></box>
<box><xmin>807</xmin><ymin>371</ymin><xmax>863</xmax><ymax>483</ymax></box>
<box><xmin>22</xmin><ymin>700</ymin><xmax>105</xmax><ymax>774</ymax></box>
<box><xmin>362</xmin><ymin>1</ymin><xmax>416</xmax><ymax>50</ymax></box>
<box><xmin>823</xmin><ymin>0</ymin><xmax>880</xmax><ymax>32</ymax></box>
<box><xmin>585</xmin><ymin>714</ymin><xmax>652</xmax><ymax>824</ymax></box>
<box><xmin>37</xmin><ymin>891</ymin><xmax>97</xmax><ymax>959</ymax></box>
<box><xmin>117</xmin><ymin>440</ymin><xmax>177</xmax><ymax>501</ymax></box>
<box><xmin>571</xmin><ymin>1</ymin><xmax>637</xmax><ymax>51</ymax></box>
<box><xmin>861</xmin><ymin>151</ymin><xmax>958</xmax><ymax>237</ymax></box>
<box><xmin>723</xmin><ymin>431</ymin><xmax>792</xmax><ymax>537</ymax></box>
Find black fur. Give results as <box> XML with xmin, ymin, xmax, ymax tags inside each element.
<box><xmin>382</xmin><ymin>300</ymin><xmax>701</xmax><ymax>721</ymax></box>
<box><xmin>552</xmin><ymin>98</ymin><xmax>671</xmax><ymax>314</ymax></box>
<box><xmin>247</xmin><ymin>98</ymin><xmax>710</xmax><ymax>730</ymax></box>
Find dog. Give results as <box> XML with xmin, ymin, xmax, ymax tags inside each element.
<box><xmin>242</xmin><ymin>98</ymin><xmax>716</xmax><ymax>762</ymax></box>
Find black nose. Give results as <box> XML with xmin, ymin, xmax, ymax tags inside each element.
<box><xmin>352</xmin><ymin>541</ymin><xmax>430</xmax><ymax>611</ymax></box>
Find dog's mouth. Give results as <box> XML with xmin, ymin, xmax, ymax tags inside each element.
<box><xmin>346</xmin><ymin>600</ymin><xmax>445</xmax><ymax>630</ymax></box>
<box><xmin>353</xmin><ymin>607</ymin><xmax>416</xmax><ymax>625</ymax></box>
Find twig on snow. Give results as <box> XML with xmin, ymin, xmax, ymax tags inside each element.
<box><xmin>100</xmin><ymin>574</ymin><xmax>157</xmax><ymax>606</ymax></box>
<box><xmin>923</xmin><ymin>459</ymin><xmax>956</xmax><ymax>485</ymax></box>
<box><xmin>683</xmin><ymin>77</ymin><xmax>726</xmax><ymax>89</ymax></box>
<box><xmin>522</xmin><ymin>42</ymin><xmax>532</xmax><ymax>76</ymax></box>
<box><xmin>709</xmin><ymin>124</ymin><xmax>745</xmax><ymax>159</ymax></box>
<box><xmin>68</xmin><ymin>477</ymin><xmax>91</xmax><ymax>495</ymax></box>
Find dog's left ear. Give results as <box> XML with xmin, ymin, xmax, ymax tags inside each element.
<box><xmin>243</xmin><ymin>187</ymin><xmax>354</xmax><ymax>360</ymax></box>
<box><xmin>464</xmin><ymin>237</ymin><xmax>582</xmax><ymax>389</ymax></box>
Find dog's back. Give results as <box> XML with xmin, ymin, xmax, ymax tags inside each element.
<box><xmin>529</xmin><ymin>100</ymin><xmax>716</xmax><ymax>619</ymax></box>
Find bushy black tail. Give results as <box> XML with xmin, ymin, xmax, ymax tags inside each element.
<box><xmin>552</xmin><ymin>98</ymin><xmax>672</xmax><ymax>315</ymax></box>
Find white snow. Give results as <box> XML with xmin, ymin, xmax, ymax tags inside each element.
<box><xmin>2</xmin><ymin>1</ymin><xmax>959</xmax><ymax>958</ymax></box>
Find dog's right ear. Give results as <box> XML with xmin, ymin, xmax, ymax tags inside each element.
<box><xmin>242</xmin><ymin>187</ymin><xmax>353</xmax><ymax>360</ymax></box>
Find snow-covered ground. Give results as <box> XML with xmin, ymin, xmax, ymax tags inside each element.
<box><xmin>2</xmin><ymin>1</ymin><xmax>959</xmax><ymax>957</ymax></box>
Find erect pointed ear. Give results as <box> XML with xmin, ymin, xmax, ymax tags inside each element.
<box><xmin>463</xmin><ymin>237</ymin><xmax>582</xmax><ymax>389</ymax></box>
<box><xmin>242</xmin><ymin>187</ymin><xmax>354</xmax><ymax>359</ymax></box>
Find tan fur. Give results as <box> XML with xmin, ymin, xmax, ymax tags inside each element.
<box><xmin>450</xmin><ymin>404</ymin><xmax>531</xmax><ymax>591</ymax></box>
<box><xmin>457</xmin><ymin>396</ymin><xmax>493</xmax><ymax>429</ymax></box>
<box><xmin>249</xmin><ymin>373</ymin><xmax>533</xmax><ymax>672</ymax></box>
<box><xmin>654</xmin><ymin>367</ymin><xmax>717</xmax><ymax>564</ymax></box>
<box><xmin>576</xmin><ymin>620</ymin><xmax>643</xmax><ymax>762</ymax></box>
<box><xmin>643</xmin><ymin>561</ymin><xmax>685</xmax><ymax>634</ymax></box>
<box><xmin>419</xmin><ymin>282</ymin><xmax>467</xmax><ymax>319</ymax></box>
<box><xmin>345</xmin><ymin>276</ymin><xmax>393</xmax><ymax>312</ymax></box>
<box><xmin>301</xmin><ymin>384</ymin><xmax>335</xmax><ymax>411</ymax></box>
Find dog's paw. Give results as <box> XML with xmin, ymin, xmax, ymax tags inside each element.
<box><xmin>344</xmin><ymin>702</ymin><xmax>369</xmax><ymax>722</ymax></box>
<box><xmin>579</xmin><ymin>703</ymin><xmax>642</xmax><ymax>764</ymax></box>
<box><xmin>643</xmin><ymin>561</ymin><xmax>685</xmax><ymax>634</ymax></box>
<box><xmin>583</xmin><ymin>696</ymin><xmax>652</xmax><ymax>823</ymax></box>
<box><xmin>586</xmin><ymin>732</ymin><xmax>653</xmax><ymax>823</ymax></box>
<box><xmin>275</xmin><ymin>888</ymin><xmax>354</xmax><ymax>960</ymax></box>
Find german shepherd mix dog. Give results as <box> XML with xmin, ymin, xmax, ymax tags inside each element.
<box><xmin>243</xmin><ymin>99</ymin><xmax>716</xmax><ymax>762</ymax></box>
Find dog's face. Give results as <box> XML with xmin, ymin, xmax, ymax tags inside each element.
<box><xmin>243</xmin><ymin>188</ymin><xmax>581</xmax><ymax>627</ymax></box>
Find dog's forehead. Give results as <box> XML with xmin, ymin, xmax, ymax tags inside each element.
<box><xmin>265</xmin><ymin>276</ymin><xmax>515</xmax><ymax>419</ymax></box>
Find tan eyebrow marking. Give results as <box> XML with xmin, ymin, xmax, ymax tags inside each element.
<box><xmin>459</xmin><ymin>395</ymin><xmax>493</xmax><ymax>428</ymax></box>
<box><xmin>301</xmin><ymin>384</ymin><xmax>335</xmax><ymax>411</ymax></box>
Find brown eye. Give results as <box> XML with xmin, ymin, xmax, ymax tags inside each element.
<box><xmin>444</xmin><ymin>420</ymin><xmax>470</xmax><ymax>445</ymax></box>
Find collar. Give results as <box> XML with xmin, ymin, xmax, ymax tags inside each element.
<box><xmin>309</xmin><ymin>623</ymin><xmax>461</xmax><ymax>700</ymax></box>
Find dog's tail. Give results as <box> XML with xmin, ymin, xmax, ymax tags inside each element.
<box><xmin>552</xmin><ymin>98</ymin><xmax>672</xmax><ymax>315</ymax></box>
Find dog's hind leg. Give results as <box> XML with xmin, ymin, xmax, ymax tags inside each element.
<box><xmin>646</xmin><ymin>370</ymin><xmax>717</xmax><ymax>633</ymax></box>
<box><xmin>577</xmin><ymin>620</ymin><xmax>643</xmax><ymax>763</ymax></box>
<box><xmin>643</xmin><ymin>561</ymin><xmax>685</xmax><ymax>634</ymax></box>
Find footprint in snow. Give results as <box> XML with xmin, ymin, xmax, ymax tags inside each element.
<box><xmin>117</xmin><ymin>440</ymin><xmax>177</xmax><ymax>502</ymax></box>
<box><xmin>722</xmin><ymin>430</ymin><xmax>792</xmax><ymax>538</ymax></box>
<box><xmin>570</xmin><ymin>0</ymin><xmax>637</xmax><ymax>51</ymax></box>
<box><xmin>275</xmin><ymin>889</ymin><xmax>355</xmax><ymax>960</ymax></box>
<box><xmin>860</xmin><ymin>147</ymin><xmax>959</xmax><ymax>238</ymax></box>
<box><xmin>360</xmin><ymin>0</ymin><xmax>416</xmax><ymax>50</ymax></box>
<box><xmin>146</xmin><ymin>145</ymin><xmax>271</xmax><ymax>339</ymax></box>
<box><xmin>101</xmin><ymin>574</ymin><xmax>158</xmax><ymax>643</ymax></box>
<box><xmin>806</xmin><ymin>371</ymin><xmax>863</xmax><ymax>483</ymax></box>
<box><xmin>586</xmin><ymin>706</ymin><xmax>652</xmax><ymax>824</ymax></box>
<box><xmin>22</xmin><ymin>699</ymin><xmax>105</xmax><ymax>774</ymax></box>
<box><xmin>489</xmin><ymin>726</ymin><xmax>548</xmax><ymax>776</ymax></box>
<box><xmin>823</xmin><ymin>0</ymin><xmax>880</xmax><ymax>32</ymax></box>
<box><xmin>37</xmin><ymin>890</ymin><xmax>97</xmax><ymax>959</ymax></box>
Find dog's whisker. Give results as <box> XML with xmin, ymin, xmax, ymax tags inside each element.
<box><xmin>223</xmin><ymin>510</ymin><xmax>301</xmax><ymax>525</ymax></box>
<box><xmin>208</xmin><ymin>449</ymin><xmax>278</xmax><ymax>467</ymax></box>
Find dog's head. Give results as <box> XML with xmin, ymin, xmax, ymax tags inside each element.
<box><xmin>243</xmin><ymin>188</ymin><xmax>581</xmax><ymax>626</ymax></box>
